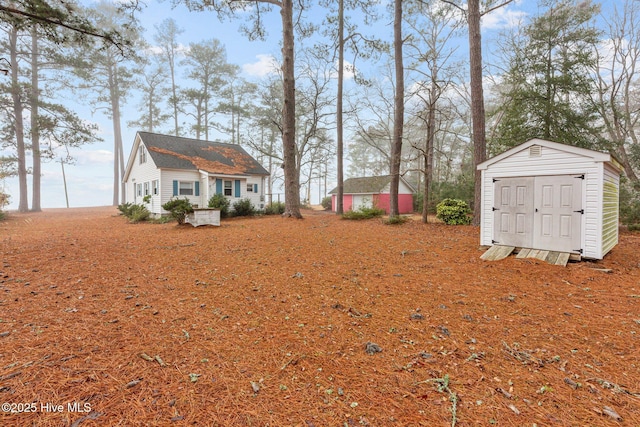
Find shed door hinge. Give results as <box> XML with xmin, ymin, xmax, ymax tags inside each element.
<box><xmin>575</xmin><ymin>174</ymin><xmax>585</xmax><ymax>180</ymax></box>
<box><xmin>492</xmin><ymin>240</ymin><xmax>499</xmax><ymax>244</ymax></box>
<box><xmin>573</xmin><ymin>209</ymin><xmax>584</xmax><ymax>214</ymax></box>
<box><xmin>573</xmin><ymin>248</ymin><xmax>583</xmax><ymax>254</ymax></box>
<box><xmin>492</xmin><ymin>178</ymin><xmax>500</xmax><ymax>183</ymax></box>
<box><xmin>492</xmin><ymin>207</ymin><xmax>499</xmax><ymax>211</ymax></box>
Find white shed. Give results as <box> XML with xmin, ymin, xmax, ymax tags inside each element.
<box><xmin>477</xmin><ymin>139</ymin><xmax>622</xmax><ymax>260</ymax></box>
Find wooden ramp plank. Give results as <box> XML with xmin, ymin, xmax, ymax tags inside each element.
<box><xmin>534</xmin><ymin>250</ymin><xmax>549</xmax><ymax>261</ymax></box>
<box><xmin>546</xmin><ymin>251</ymin><xmax>560</xmax><ymax>265</ymax></box>
<box><xmin>480</xmin><ymin>245</ymin><xmax>516</xmax><ymax>261</ymax></box>
<box><xmin>514</xmin><ymin>248</ymin><xmax>573</xmax><ymax>266</ymax></box>
<box><xmin>554</xmin><ymin>252</ymin><xmax>571</xmax><ymax>266</ymax></box>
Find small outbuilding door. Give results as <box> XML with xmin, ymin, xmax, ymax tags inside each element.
<box><xmin>352</xmin><ymin>195</ymin><xmax>373</xmax><ymax>211</ymax></box>
<box><xmin>494</xmin><ymin>175</ymin><xmax>582</xmax><ymax>253</ymax></box>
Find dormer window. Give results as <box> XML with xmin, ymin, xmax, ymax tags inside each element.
<box><xmin>139</xmin><ymin>145</ymin><xmax>147</xmax><ymax>164</ymax></box>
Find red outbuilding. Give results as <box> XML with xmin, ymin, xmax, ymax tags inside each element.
<box><xmin>329</xmin><ymin>175</ymin><xmax>415</xmax><ymax>214</ymax></box>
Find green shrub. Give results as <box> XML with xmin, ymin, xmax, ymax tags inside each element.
<box><xmin>128</xmin><ymin>204</ymin><xmax>150</xmax><ymax>223</ymax></box>
<box><xmin>321</xmin><ymin>196</ymin><xmax>332</xmax><ymax>210</ymax></box>
<box><xmin>264</xmin><ymin>201</ymin><xmax>285</xmax><ymax>215</ymax></box>
<box><xmin>232</xmin><ymin>198</ymin><xmax>255</xmax><ymax>217</ymax></box>
<box><xmin>384</xmin><ymin>215</ymin><xmax>409</xmax><ymax>225</ymax></box>
<box><xmin>342</xmin><ymin>206</ymin><xmax>385</xmax><ymax>220</ymax></box>
<box><xmin>208</xmin><ymin>193</ymin><xmax>230</xmax><ymax>218</ymax></box>
<box><xmin>117</xmin><ymin>202</ymin><xmax>134</xmax><ymax>217</ymax></box>
<box><xmin>162</xmin><ymin>198</ymin><xmax>193</xmax><ymax>225</ymax></box>
<box><xmin>117</xmin><ymin>203</ymin><xmax>150</xmax><ymax>223</ymax></box>
<box><xmin>620</xmin><ymin>180</ymin><xmax>640</xmax><ymax>228</ymax></box>
<box><xmin>436</xmin><ymin>198</ymin><xmax>472</xmax><ymax>225</ymax></box>
<box><xmin>0</xmin><ymin>191</ymin><xmax>10</xmax><ymax>215</ymax></box>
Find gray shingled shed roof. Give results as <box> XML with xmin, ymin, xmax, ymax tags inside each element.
<box><xmin>329</xmin><ymin>175</ymin><xmax>395</xmax><ymax>194</ymax></box>
<box><xmin>139</xmin><ymin>131</ymin><xmax>269</xmax><ymax>176</ymax></box>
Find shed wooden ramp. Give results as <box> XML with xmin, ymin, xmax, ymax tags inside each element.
<box><xmin>516</xmin><ymin>248</ymin><xmax>572</xmax><ymax>266</ymax></box>
<box><xmin>480</xmin><ymin>245</ymin><xmax>515</xmax><ymax>261</ymax></box>
<box><xmin>480</xmin><ymin>245</ymin><xmax>575</xmax><ymax>266</ymax></box>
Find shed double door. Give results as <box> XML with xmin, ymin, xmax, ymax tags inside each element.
<box><xmin>494</xmin><ymin>175</ymin><xmax>582</xmax><ymax>253</ymax></box>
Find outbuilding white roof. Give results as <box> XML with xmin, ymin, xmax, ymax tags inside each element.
<box><xmin>477</xmin><ymin>138</ymin><xmax>617</xmax><ymax>171</ymax></box>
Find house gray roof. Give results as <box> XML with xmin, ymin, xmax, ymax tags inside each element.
<box><xmin>138</xmin><ymin>131</ymin><xmax>269</xmax><ymax>176</ymax></box>
<box><xmin>329</xmin><ymin>175</ymin><xmax>395</xmax><ymax>194</ymax></box>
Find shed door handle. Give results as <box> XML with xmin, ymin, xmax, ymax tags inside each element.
<box><xmin>535</xmin><ymin>208</ymin><xmax>539</xmax><ymax>212</ymax></box>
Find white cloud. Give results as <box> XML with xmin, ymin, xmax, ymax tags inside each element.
<box><xmin>482</xmin><ymin>7</ymin><xmax>527</xmax><ymax>30</ymax></box>
<box><xmin>242</xmin><ymin>54</ymin><xmax>279</xmax><ymax>77</ymax></box>
<box><xmin>75</xmin><ymin>150</ymin><xmax>113</xmax><ymax>166</ymax></box>
<box><xmin>331</xmin><ymin>60</ymin><xmax>356</xmax><ymax>81</ymax></box>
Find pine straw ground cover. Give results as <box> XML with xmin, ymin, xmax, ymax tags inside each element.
<box><xmin>0</xmin><ymin>207</ymin><xmax>638</xmax><ymax>427</ymax></box>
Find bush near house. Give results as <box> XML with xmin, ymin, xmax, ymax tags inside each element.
<box><xmin>0</xmin><ymin>191</ymin><xmax>9</xmax><ymax>221</ymax></box>
<box><xmin>264</xmin><ymin>202</ymin><xmax>285</xmax><ymax>215</ymax></box>
<box><xmin>117</xmin><ymin>203</ymin><xmax>151</xmax><ymax>223</ymax></box>
<box><xmin>208</xmin><ymin>194</ymin><xmax>230</xmax><ymax>218</ymax></box>
<box><xmin>342</xmin><ymin>206</ymin><xmax>385</xmax><ymax>220</ymax></box>
<box><xmin>620</xmin><ymin>180</ymin><xmax>640</xmax><ymax>231</ymax></box>
<box><xmin>232</xmin><ymin>198</ymin><xmax>256</xmax><ymax>217</ymax></box>
<box><xmin>436</xmin><ymin>198</ymin><xmax>472</xmax><ymax>225</ymax></box>
<box><xmin>321</xmin><ymin>196</ymin><xmax>332</xmax><ymax>210</ymax></box>
<box><xmin>162</xmin><ymin>198</ymin><xmax>193</xmax><ymax>225</ymax></box>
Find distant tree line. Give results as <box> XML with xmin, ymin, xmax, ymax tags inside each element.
<box><xmin>1</xmin><ymin>0</ymin><xmax>639</xmax><ymax>223</ymax></box>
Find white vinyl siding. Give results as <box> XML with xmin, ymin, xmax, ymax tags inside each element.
<box><xmin>160</xmin><ymin>170</ymin><xmax>203</xmax><ymax>212</ymax></box>
<box><xmin>602</xmin><ymin>164</ymin><xmax>619</xmax><ymax>257</ymax></box>
<box><xmin>125</xmin><ymin>141</ymin><xmax>162</xmax><ymax>212</ymax></box>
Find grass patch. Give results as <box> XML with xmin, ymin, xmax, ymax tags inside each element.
<box><xmin>384</xmin><ymin>215</ymin><xmax>409</xmax><ymax>225</ymax></box>
<box><xmin>342</xmin><ymin>206</ymin><xmax>385</xmax><ymax>220</ymax></box>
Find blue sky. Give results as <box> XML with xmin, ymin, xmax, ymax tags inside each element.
<box><xmin>0</xmin><ymin>0</ymin><xmax>623</xmax><ymax>210</ymax></box>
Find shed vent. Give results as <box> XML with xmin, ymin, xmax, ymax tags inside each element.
<box><xmin>529</xmin><ymin>145</ymin><xmax>542</xmax><ymax>157</ymax></box>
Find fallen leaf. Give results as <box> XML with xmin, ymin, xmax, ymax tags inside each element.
<box><xmin>139</xmin><ymin>353</ymin><xmax>154</xmax><ymax>362</ymax></box>
<box><xmin>602</xmin><ymin>406</ymin><xmax>622</xmax><ymax>421</ymax></box>
<box><xmin>125</xmin><ymin>378</ymin><xmax>142</xmax><ymax>388</ymax></box>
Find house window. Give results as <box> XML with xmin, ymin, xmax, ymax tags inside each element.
<box><xmin>139</xmin><ymin>145</ymin><xmax>147</xmax><ymax>164</ymax></box>
<box><xmin>152</xmin><ymin>180</ymin><xmax>159</xmax><ymax>195</ymax></box>
<box><xmin>224</xmin><ymin>180</ymin><xmax>232</xmax><ymax>196</ymax></box>
<box><xmin>179</xmin><ymin>181</ymin><xmax>194</xmax><ymax>196</ymax></box>
<box><xmin>144</xmin><ymin>182</ymin><xmax>150</xmax><ymax>196</ymax></box>
<box><xmin>247</xmin><ymin>183</ymin><xmax>254</xmax><ymax>192</ymax></box>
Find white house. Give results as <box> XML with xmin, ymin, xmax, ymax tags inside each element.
<box><xmin>477</xmin><ymin>138</ymin><xmax>622</xmax><ymax>260</ymax></box>
<box><xmin>123</xmin><ymin>132</ymin><xmax>269</xmax><ymax>216</ymax></box>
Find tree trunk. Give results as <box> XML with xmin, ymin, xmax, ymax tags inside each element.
<box><xmin>615</xmin><ymin>141</ymin><xmax>639</xmax><ymax>184</ymax></box>
<box><xmin>108</xmin><ymin>61</ymin><xmax>121</xmax><ymax>206</ymax></box>
<box><xmin>10</xmin><ymin>26</ymin><xmax>28</xmax><ymax>213</ymax></box>
<box><xmin>390</xmin><ymin>0</ymin><xmax>404</xmax><ymax>217</ymax></box>
<box><xmin>422</xmin><ymin>83</ymin><xmax>436</xmax><ymax>224</ymax></box>
<box><xmin>30</xmin><ymin>26</ymin><xmax>42</xmax><ymax>212</ymax></box>
<box><xmin>468</xmin><ymin>0</ymin><xmax>486</xmax><ymax>226</ymax></box>
<box><xmin>281</xmin><ymin>0</ymin><xmax>302</xmax><ymax>218</ymax></box>
<box><xmin>170</xmin><ymin>52</ymin><xmax>179</xmax><ymax>136</ymax></box>
<box><xmin>336</xmin><ymin>0</ymin><xmax>345</xmax><ymax>215</ymax></box>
